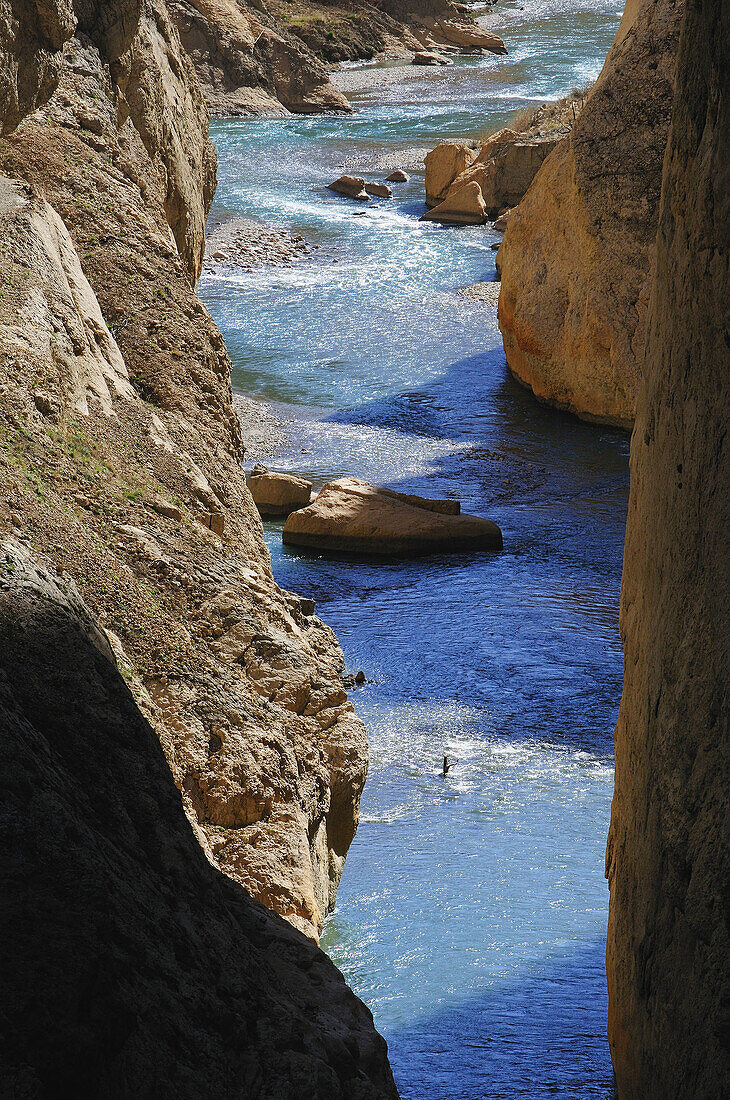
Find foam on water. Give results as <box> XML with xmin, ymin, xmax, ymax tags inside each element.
<box><xmin>200</xmin><ymin>1</ymin><xmax>625</xmax><ymax>1093</ymax></box>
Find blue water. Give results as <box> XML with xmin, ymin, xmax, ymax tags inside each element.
<box><xmin>199</xmin><ymin>2</ymin><xmax>626</xmax><ymax>1095</ymax></box>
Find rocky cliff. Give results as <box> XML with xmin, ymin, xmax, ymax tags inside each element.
<box><xmin>0</xmin><ymin>544</ymin><xmax>397</xmax><ymax>1096</ymax></box>
<box><xmin>606</xmin><ymin>0</ymin><xmax>729</xmax><ymax>1093</ymax></box>
<box><xmin>497</xmin><ymin>0</ymin><xmax>683</xmax><ymax>428</ymax></box>
<box><xmin>169</xmin><ymin>0</ymin><xmax>352</xmax><ymax>115</ymax></box>
<box><xmin>168</xmin><ymin>0</ymin><xmax>495</xmax><ymax>117</ymax></box>
<box><xmin>0</xmin><ymin>2</ymin><xmax>397</xmax><ymax>1092</ymax></box>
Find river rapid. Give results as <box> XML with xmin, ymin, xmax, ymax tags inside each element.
<box><xmin>199</xmin><ymin>1</ymin><xmax>627</xmax><ymax>1095</ymax></box>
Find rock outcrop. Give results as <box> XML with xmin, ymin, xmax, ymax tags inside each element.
<box><xmin>283</xmin><ymin>478</ymin><xmax>503</xmax><ymax>556</ymax></box>
<box><xmin>606</xmin><ymin>0</ymin><xmax>729</xmax><ymax>1093</ymax></box>
<box><xmin>0</xmin><ymin>542</ymin><xmax>397</xmax><ymax>1098</ymax></box>
<box><xmin>424</xmin><ymin>141</ymin><xmax>475</xmax><ymax>206</ymax></box>
<box><xmin>0</xmin><ymin>0</ymin><xmax>398</xmax><ymax>1090</ymax></box>
<box><xmin>169</xmin><ymin>0</ymin><xmax>352</xmax><ymax>116</ymax></box>
<box><xmin>497</xmin><ymin>0</ymin><xmax>684</xmax><ymax>428</ymax></box>
<box><xmin>420</xmin><ymin>179</ymin><xmax>487</xmax><ymax>225</ymax></box>
<box><xmin>422</xmin><ymin>119</ymin><xmax>568</xmax><ymax>225</ymax></box>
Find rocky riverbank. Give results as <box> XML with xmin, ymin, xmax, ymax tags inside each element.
<box><xmin>0</xmin><ymin>1</ymin><xmax>397</xmax><ymax>1093</ymax></box>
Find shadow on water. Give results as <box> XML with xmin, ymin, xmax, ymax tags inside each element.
<box><xmin>381</xmin><ymin>939</ymin><xmax>617</xmax><ymax>1100</ymax></box>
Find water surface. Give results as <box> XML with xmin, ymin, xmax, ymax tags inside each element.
<box><xmin>199</xmin><ymin>4</ymin><xmax>625</xmax><ymax>1094</ymax></box>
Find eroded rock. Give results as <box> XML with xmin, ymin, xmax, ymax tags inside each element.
<box><xmin>424</xmin><ymin>141</ymin><xmax>475</xmax><ymax>206</ymax></box>
<box><xmin>606</xmin><ymin>0</ymin><xmax>730</xmax><ymax>1092</ymax></box>
<box><xmin>327</xmin><ymin>174</ymin><xmax>370</xmax><ymax>200</ymax></box>
<box><xmin>421</xmin><ymin>179</ymin><xmax>488</xmax><ymax>225</ymax></box>
<box><xmin>497</xmin><ymin>0</ymin><xmax>684</xmax><ymax>427</ymax></box>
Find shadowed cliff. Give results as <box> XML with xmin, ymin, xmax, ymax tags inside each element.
<box><xmin>0</xmin><ymin>544</ymin><xmax>397</xmax><ymax>1098</ymax></box>
<box><xmin>606</xmin><ymin>0</ymin><xmax>729</xmax><ymax>1092</ymax></box>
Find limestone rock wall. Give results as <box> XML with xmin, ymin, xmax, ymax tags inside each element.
<box><xmin>0</xmin><ymin>543</ymin><xmax>397</xmax><ymax>1098</ymax></box>
<box><xmin>606</xmin><ymin>0</ymin><xmax>730</xmax><ymax>1093</ymax></box>
<box><xmin>1</xmin><ymin>0</ymin><xmax>369</xmax><ymax>948</ymax></box>
<box><xmin>497</xmin><ymin>0</ymin><xmax>684</xmax><ymax>428</ymax></box>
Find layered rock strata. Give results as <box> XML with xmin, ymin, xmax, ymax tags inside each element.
<box><xmin>606</xmin><ymin>0</ymin><xmax>729</xmax><ymax>1092</ymax></box>
<box><xmin>1</xmin><ymin>0</ymin><xmax>369</xmax><ymax>947</ymax></box>
<box><xmin>497</xmin><ymin>0</ymin><xmax>684</xmax><ymax>427</ymax></box>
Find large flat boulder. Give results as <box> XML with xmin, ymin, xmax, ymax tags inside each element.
<box><xmin>283</xmin><ymin>478</ymin><xmax>502</xmax><ymax>556</ymax></box>
<box><xmin>247</xmin><ymin>468</ymin><xmax>313</xmax><ymax>516</ymax></box>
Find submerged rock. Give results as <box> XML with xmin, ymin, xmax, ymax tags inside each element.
<box><xmin>247</xmin><ymin>469</ymin><xmax>313</xmax><ymax>516</ymax></box>
<box><xmin>283</xmin><ymin>478</ymin><xmax>502</xmax><ymax>556</ymax></box>
<box><xmin>327</xmin><ymin>174</ymin><xmax>370</xmax><ymax>200</ymax></box>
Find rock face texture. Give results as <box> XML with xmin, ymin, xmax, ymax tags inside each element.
<box><xmin>1</xmin><ymin>0</ymin><xmax>369</xmax><ymax>948</ymax></box>
<box><xmin>0</xmin><ymin>0</ymin><xmax>397</xmax><ymax>1091</ymax></box>
<box><xmin>421</xmin><ymin>179</ymin><xmax>487</xmax><ymax>225</ymax></box>
<box><xmin>497</xmin><ymin>0</ymin><xmax>684</xmax><ymax>428</ymax></box>
<box><xmin>424</xmin><ymin>141</ymin><xmax>475</xmax><ymax>206</ymax></box>
<box><xmin>0</xmin><ymin>543</ymin><xmax>398</xmax><ymax>1098</ymax></box>
<box><xmin>283</xmin><ymin>478</ymin><xmax>503</xmax><ymax>556</ymax></box>
<box><xmin>0</xmin><ymin>0</ymin><xmax>76</xmax><ymax>131</ymax></box>
<box><xmin>248</xmin><ymin>468</ymin><xmax>313</xmax><ymax>515</ymax></box>
<box><xmin>169</xmin><ymin>0</ymin><xmax>352</xmax><ymax>116</ymax></box>
<box><xmin>606</xmin><ymin>0</ymin><xmax>730</xmax><ymax>1094</ymax></box>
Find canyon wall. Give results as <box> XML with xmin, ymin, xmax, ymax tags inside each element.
<box><xmin>0</xmin><ymin>1</ymin><xmax>396</xmax><ymax>1091</ymax></box>
<box><xmin>0</xmin><ymin>544</ymin><xmax>397</xmax><ymax>1096</ymax></box>
<box><xmin>497</xmin><ymin>0</ymin><xmax>683</xmax><ymax>428</ymax></box>
<box><xmin>168</xmin><ymin>0</ymin><xmax>352</xmax><ymax>115</ymax></box>
<box><xmin>606</xmin><ymin>0</ymin><xmax>729</xmax><ymax>1093</ymax></box>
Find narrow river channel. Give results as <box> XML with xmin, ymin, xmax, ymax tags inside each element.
<box><xmin>199</xmin><ymin>1</ymin><xmax>627</xmax><ymax>1094</ymax></box>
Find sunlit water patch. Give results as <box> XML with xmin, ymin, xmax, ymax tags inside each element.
<box><xmin>199</xmin><ymin>1</ymin><xmax>625</xmax><ymax>1094</ymax></box>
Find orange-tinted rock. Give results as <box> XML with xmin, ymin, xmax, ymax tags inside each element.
<box><xmin>327</xmin><ymin>174</ymin><xmax>369</xmax><ymax>200</ymax></box>
<box><xmin>423</xmin><ymin>141</ymin><xmax>475</xmax><ymax>206</ymax></box>
<box><xmin>283</xmin><ymin>478</ymin><xmax>502</xmax><ymax>556</ymax></box>
<box><xmin>364</xmin><ymin>181</ymin><xmax>393</xmax><ymax>198</ymax></box>
<box><xmin>447</xmin><ymin>133</ymin><xmax>562</xmax><ymax>216</ymax></box>
<box><xmin>247</xmin><ymin>470</ymin><xmax>313</xmax><ymax>515</ymax></box>
<box><xmin>497</xmin><ymin>0</ymin><xmax>683</xmax><ymax>427</ymax></box>
<box><xmin>420</xmin><ymin>180</ymin><xmax>488</xmax><ymax>225</ymax></box>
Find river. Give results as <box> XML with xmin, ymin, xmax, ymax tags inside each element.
<box><xmin>199</xmin><ymin>1</ymin><xmax>626</xmax><ymax>1095</ymax></box>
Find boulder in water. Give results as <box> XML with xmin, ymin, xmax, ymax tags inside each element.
<box><xmin>420</xmin><ymin>181</ymin><xmax>488</xmax><ymax>225</ymax></box>
<box><xmin>327</xmin><ymin>175</ymin><xmax>370</xmax><ymax>200</ymax></box>
<box><xmin>412</xmin><ymin>50</ymin><xmax>450</xmax><ymax>66</ymax></box>
<box><xmin>386</xmin><ymin>170</ymin><xmax>409</xmax><ymax>182</ymax></box>
<box><xmin>364</xmin><ymin>181</ymin><xmax>393</xmax><ymax>198</ymax></box>
<box><xmin>283</xmin><ymin>478</ymin><xmax>502</xmax><ymax>556</ymax></box>
<box><xmin>247</xmin><ymin>470</ymin><xmax>313</xmax><ymax>516</ymax></box>
<box><xmin>424</xmin><ymin>142</ymin><xmax>475</xmax><ymax>207</ymax></box>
